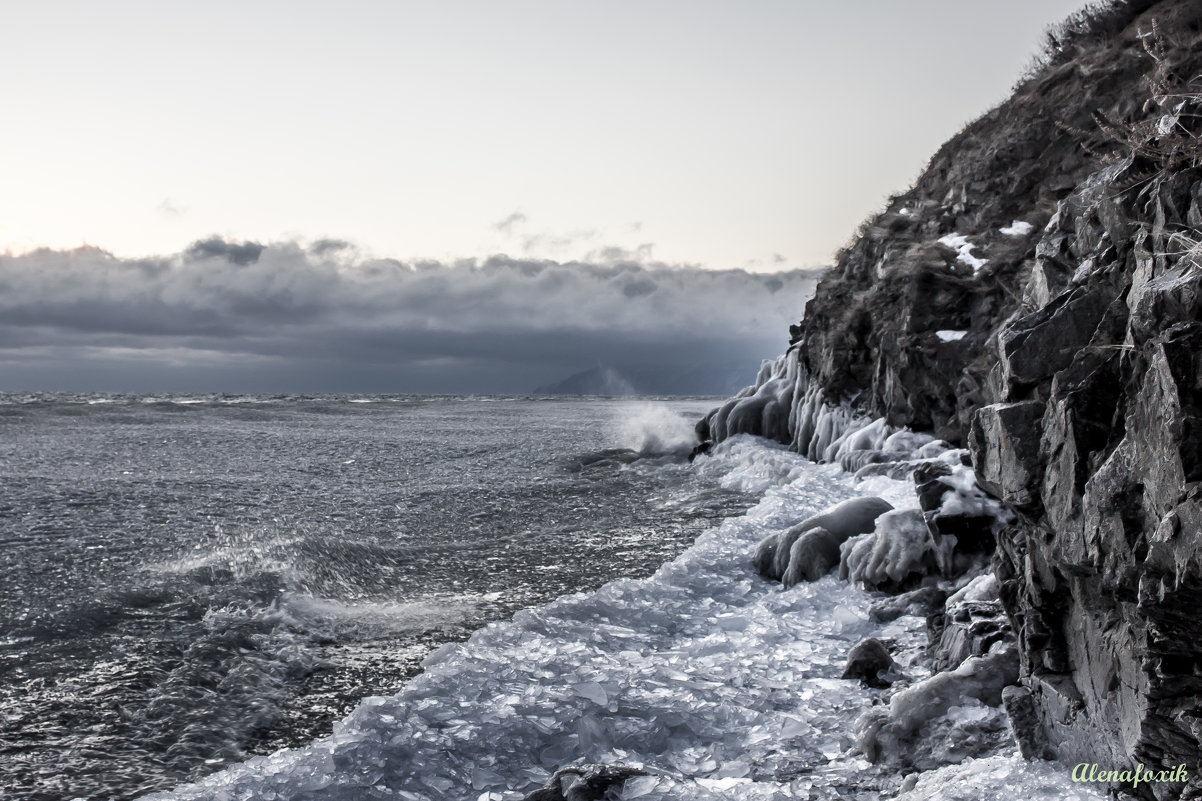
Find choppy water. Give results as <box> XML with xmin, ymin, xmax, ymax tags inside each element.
<box><xmin>0</xmin><ymin>394</ymin><xmax>750</xmax><ymax>801</ymax></box>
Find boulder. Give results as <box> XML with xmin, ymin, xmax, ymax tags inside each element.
<box><xmin>780</xmin><ymin>526</ymin><xmax>840</xmax><ymax>587</ymax></box>
<box><xmin>869</xmin><ymin>586</ymin><xmax>948</xmax><ymax>623</ymax></box>
<box><xmin>968</xmin><ymin>401</ymin><xmax>1045</xmax><ymax>507</ymax></box>
<box><xmin>841</xmin><ymin>637</ymin><xmax>898</xmax><ymax>688</ymax></box>
<box><xmin>754</xmin><ymin>496</ymin><xmax>894</xmax><ymax>581</ymax></box>
<box><xmin>522</xmin><ymin>764</ymin><xmax>648</xmax><ymax>801</ymax></box>
<box><xmin>926</xmin><ymin>574</ymin><xmax>1013</xmax><ymax>672</ymax></box>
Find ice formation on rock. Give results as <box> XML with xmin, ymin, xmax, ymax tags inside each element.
<box><xmin>699</xmin><ymin>351</ymin><xmax>919</xmax><ymax>466</ymax></box>
<box><xmin>839</xmin><ymin>509</ymin><xmax>947</xmax><ymax>593</ymax></box>
<box><xmin>780</xmin><ymin>527</ymin><xmax>840</xmax><ymax>588</ymax></box>
<box><xmin>855</xmin><ymin>644</ymin><xmax>1020</xmax><ymax>765</ymax></box>
<box><xmin>753</xmin><ymin>496</ymin><xmax>894</xmax><ymax>584</ymax></box>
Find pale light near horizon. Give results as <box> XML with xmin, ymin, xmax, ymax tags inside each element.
<box><xmin>1</xmin><ymin>0</ymin><xmax>1087</xmax><ymax>271</ymax></box>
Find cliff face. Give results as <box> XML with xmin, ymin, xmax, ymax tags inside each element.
<box><xmin>977</xmin><ymin>110</ymin><xmax>1202</xmax><ymax>797</ymax></box>
<box><xmin>705</xmin><ymin>1</ymin><xmax>1202</xmax><ymax>796</ymax></box>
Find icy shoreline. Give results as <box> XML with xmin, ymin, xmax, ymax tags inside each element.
<box><xmin>145</xmin><ymin>437</ymin><xmax>1099</xmax><ymax>801</ymax></box>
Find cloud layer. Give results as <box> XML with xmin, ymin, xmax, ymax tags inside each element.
<box><xmin>0</xmin><ymin>240</ymin><xmax>823</xmax><ymax>393</ymax></box>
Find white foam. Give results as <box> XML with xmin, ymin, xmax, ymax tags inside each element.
<box><xmin>613</xmin><ymin>403</ymin><xmax>700</xmax><ymax>456</ymax></box>
<box><xmin>281</xmin><ymin>593</ymin><xmax>481</xmax><ymax>635</ymax></box>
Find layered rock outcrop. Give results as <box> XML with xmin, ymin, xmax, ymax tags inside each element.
<box><xmin>981</xmin><ymin>123</ymin><xmax>1202</xmax><ymax>799</ymax></box>
<box><xmin>705</xmin><ymin>1</ymin><xmax>1202</xmax><ymax>796</ymax></box>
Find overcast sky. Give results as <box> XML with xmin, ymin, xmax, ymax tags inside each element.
<box><xmin>4</xmin><ymin>0</ymin><xmax>1085</xmax><ymax>269</ymax></box>
<box><xmin>0</xmin><ymin>243</ymin><xmax>823</xmax><ymax>393</ymax></box>
<box><xmin>1</xmin><ymin>0</ymin><xmax>1088</xmax><ymax>393</ymax></box>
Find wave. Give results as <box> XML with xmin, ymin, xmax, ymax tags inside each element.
<box><xmin>136</xmin><ymin>441</ymin><xmax>887</xmax><ymax>799</ymax></box>
<box><xmin>139</xmin><ymin>432</ymin><xmax>1097</xmax><ymax>801</ymax></box>
<box><xmin>610</xmin><ymin>404</ymin><xmax>700</xmax><ymax>457</ymax></box>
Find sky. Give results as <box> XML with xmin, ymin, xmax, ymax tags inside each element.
<box><xmin>0</xmin><ymin>0</ymin><xmax>1089</xmax><ymax>393</ymax></box>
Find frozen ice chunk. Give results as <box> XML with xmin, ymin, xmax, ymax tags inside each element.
<box><xmin>618</xmin><ymin>775</ymin><xmax>662</xmax><ymax>799</ymax></box>
<box><xmin>946</xmin><ymin>573</ymin><xmax>998</xmax><ymax>607</ymax></box>
<box><xmin>573</xmin><ymin>681</ymin><xmax>609</xmax><ymax>706</ymax></box>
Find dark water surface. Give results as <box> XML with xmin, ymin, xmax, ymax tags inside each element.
<box><xmin>0</xmin><ymin>394</ymin><xmax>750</xmax><ymax>801</ymax></box>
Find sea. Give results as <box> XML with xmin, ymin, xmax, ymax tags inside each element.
<box><xmin>0</xmin><ymin>394</ymin><xmax>1100</xmax><ymax>801</ymax></box>
<box><xmin>0</xmin><ymin>394</ymin><xmax>755</xmax><ymax>800</ymax></box>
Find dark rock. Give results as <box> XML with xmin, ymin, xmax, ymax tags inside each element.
<box><xmin>913</xmin><ymin>461</ymin><xmax>996</xmax><ymax>557</ymax></box>
<box><xmin>968</xmin><ymin>401</ymin><xmax>1045</xmax><ymax>507</ymax></box>
<box><xmin>842</xmin><ymin>637</ymin><xmax>898</xmax><ymax>688</ymax></box>
<box><xmin>927</xmin><ymin>599</ymin><xmax>1012</xmax><ymax>672</ymax></box>
<box><xmin>687</xmin><ymin>440</ymin><xmax>713</xmax><ymax>462</ymax></box>
<box><xmin>522</xmin><ymin>764</ymin><xmax>648</xmax><ymax>801</ymax></box>
<box><xmin>869</xmin><ymin>585</ymin><xmax>947</xmax><ymax>623</ymax></box>
<box><xmin>913</xmin><ymin>461</ymin><xmax>954</xmax><ymax>510</ymax></box>
<box><xmin>925</xmin><ymin>574</ymin><xmax>1015</xmax><ymax>672</ymax></box>
<box><xmin>997</xmin><ymin>284</ymin><xmax>1113</xmax><ymax>398</ymax></box>
<box><xmin>1002</xmin><ymin>685</ymin><xmax>1052</xmax><ymax>760</ymax></box>
<box><xmin>991</xmin><ymin>159</ymin><xmax>1202</xmax><ymax>797</ymax></box>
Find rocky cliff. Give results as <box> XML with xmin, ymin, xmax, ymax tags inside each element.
<box><xmin>702</xmin><ymin>1</ymin><xmax>1202</xmax><ymax>797</ymax></box>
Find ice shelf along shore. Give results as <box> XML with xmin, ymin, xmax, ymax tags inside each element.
<box><xmin>144</xmin><ymin>430</ymin><xmax>1101</xmax><ymax>801</ymax></box>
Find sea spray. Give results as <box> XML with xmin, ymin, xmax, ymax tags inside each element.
<box><xmin>611</xmin><ymin>403</ymin><xmax>699</xmax><ymax>457</ymax></box>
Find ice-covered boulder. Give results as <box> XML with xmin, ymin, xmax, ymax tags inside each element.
<box><xmin>839</xmin><ymin>509</ymin><xmax>948</xmax><ymax>593</ymax></box>
<box><xmin>926</xmin><ymin>573</ymin><xmax>1013</xmax><ymax>672</ymax></box>
<box><xmin>522</xmin><ymin>764</ymin><xmax>648</xmax><ymax>801</ymax></box>
<box><xmin>856</xmin><ymin>643</ymin><xmax>1020</xmax><ymax>765</ymax></box>
<box><xmin>914</xmin><ymin>460</ymin><xmax>1000</xmax><ymax>556</ymax></box>
<box><xmin>780</xmin><ymin>526</ymin><xmax>840</xmax><ymax>588</ymax></box>
<box><xmin>753</xmin><ymin>496</ymin><xmax>894</xmax><ymax>582</ymax></box>
<box><xmin>869</xmin><ymin>585</ymin><xmax>948</xmax><ymax>624</ymax></box>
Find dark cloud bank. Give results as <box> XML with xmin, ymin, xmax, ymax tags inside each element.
<box><xmin>0</xmin><ymin>238</ymin><xmax>824</xmax><ymax>394</ymax></box>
